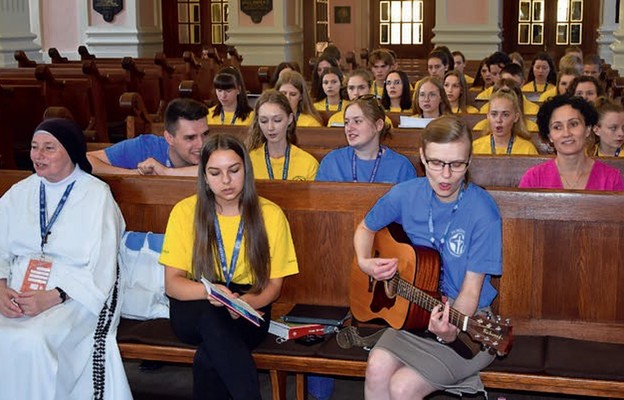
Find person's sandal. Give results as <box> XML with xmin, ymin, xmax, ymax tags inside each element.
<box><xmin>336</xmin><ymin>326</ymin><xmax>386</xmax><ymax>349</ymax></box>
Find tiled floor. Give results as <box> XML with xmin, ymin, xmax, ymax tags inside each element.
<box><xmin>125</xmin><ymin>361</ymin><xmax>597</xmax><ymax>400</ymax></box>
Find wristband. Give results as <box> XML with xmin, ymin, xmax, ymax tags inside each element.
<box><xmin>56</xmin><ymin>287</ymin><xmax>68</xmax><ymax>303</ymax></box>
<box><xmin>436</xmin><ymin>335</ymin><xmax>451</xmax><ymax>344</ymax></box>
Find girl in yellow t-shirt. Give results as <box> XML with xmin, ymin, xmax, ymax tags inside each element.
<box><xmin>160</xmin><ymin>133</ymin><xmax>298</xmax><ymax>399</ymax></box>
<box><xmin>380</xmin><ymin>70</ymin><xmax>412</xmax><ymax>113</ymax></box>
<box><xmin>313</xmin><ymin>66</ymin><xmax>348</xmax><ymax>113</ymax></box>
<box><xmin>247</xmin><ymin>90</ymin><xmax>319</xmax><ymax>180</ymax></box>
<box><xmin>473</xmin><ymin>88</ymin><xmax>538</xmax><ymax>155</ymax></box>
<box><xmin>275</xmin><ymin>70</ymin><xmax>323</xmax><ymax>127</ymax></box>
<box><xmin>522</xmin><ymin>52</ymin><xmax>557</xmax><ymax>93</ymax></box>
<box><xmin>592</xmin><ymin>97</ymin><xmax>624</xmax><ymax>158</ymax></box>
<box><xmin>444</xmin><ymin>70</ymin><xmax>479</xmax><ymax>114</ymax></box>
<box><xmin>207</xmin><ymin>66</ymin><xmax>254</xmax><ymax>126</ymax></box>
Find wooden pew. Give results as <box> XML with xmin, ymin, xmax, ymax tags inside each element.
<box><xmin>1</xmin><ymin>171</ymin><xmax>623</xmax><ymax>398</ymax></box>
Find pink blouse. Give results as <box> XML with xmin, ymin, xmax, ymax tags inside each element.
<box><xmin>519</xmin><ymin>159</ymin><xmax>624</xmax><ymax>191</ymax></box>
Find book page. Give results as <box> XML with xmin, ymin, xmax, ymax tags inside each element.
<box><xmin>200</xmin><ymin>277</ymin><xmax>264</xmax><ymax>327</ymax></box>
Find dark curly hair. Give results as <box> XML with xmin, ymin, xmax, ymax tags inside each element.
<box><xmin>536</xmin><ymin>94</ymin><xmax>598</xmax><ymax>141</ymax></box>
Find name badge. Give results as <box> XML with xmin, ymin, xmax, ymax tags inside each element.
<box><xmin>20</xmin><ymin>258</ymin><xmax>53</xmax><ymax>292</ymax></box>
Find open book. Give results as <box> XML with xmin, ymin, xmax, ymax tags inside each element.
<box><xmin>200</xmin><ymin>277</ymin><xmax>264</xmax><ymax>327</ymax></box>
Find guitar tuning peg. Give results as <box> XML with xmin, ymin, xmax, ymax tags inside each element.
<box><xmin>476</xmin><ymin>318</ymin><xmax>483</xmax><ymax>323</ymax></box>
<box><xmin>505</xmin><ymin>318</ymin><xmax>511</xmax><ymax>325</ymax></box>
<box><xmin>483</xmin><ymin>337</ymin><xmax>490</xmax><ymax>342</ymax></box>
<box><xmin>495</xmin><ymin>315</ymin><xmax>501</xmax><ymax>322</ymax></box>
<box><xmin>475</xmin><ymin>334</ymin><xmax>481</xmax><ymax>339</ymax></box>
<box><xmin>492</xmin><ymin>341</ymin><xmax>499</xmax><ymax>346</ymax></box>
<box><xmin>495</xmin><ymin>326</ymin><xmax>501</xmax><ymax>331</ymax></box>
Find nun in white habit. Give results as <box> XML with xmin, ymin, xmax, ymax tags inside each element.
<box><xmin>0</xmin><ymin>118</ymin><xmax>132</xmax><ymax>399</ymax></box>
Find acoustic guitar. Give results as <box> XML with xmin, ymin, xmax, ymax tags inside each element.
<box><xmin>350</xmin><ymin>224</ymin><xmax>513</xmax><ymax>358</ymax></box>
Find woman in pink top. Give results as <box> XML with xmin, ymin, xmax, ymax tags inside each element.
<box><xmin>519</xmin><ymin>95</ymin><xmax>624</xmax><ymax>191</ymax></box>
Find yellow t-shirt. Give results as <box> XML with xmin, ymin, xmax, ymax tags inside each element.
<box><xmin>296</xmin><ymin>113</ymin><xmax>322</xmax><ymax>127</ymax></box>
<box><xmin>521</xmin><ymin>81</ymin><xmax>551</xmax><ymax>93</ymax></box>
<box><xmin>451</xmin><ymin>105</ymin><xmax>479</xmax><ymax>114</ymax></box>
<box><xmin>475</xmin><ymin>86</ymin><xmax>494</xmax><ymax>100</ymax></box>
<box><xmin>538</xmin><ymin>86</ymin><xmax>557</xmax><ymax>102</ymax></box>
<box><xmin>249</xmin><ymin>144</ymin><xmax>319</xmax><ymax>181</ymax></box>
<box><xmin>207</xmin><ymin>106</ymin><xmax>254</xmax><ymax>126</ymax></box>
<box><xmin>479</xmin><ymin>96</ymin><xmax>540</xmax><ymax>116</ymax></box>
<box><xmin>593</xmin><ymin>144</ymin><xmax>624</xmax><ymax>158</ymax></box>
<box><xmin>313</xmin><ymin>99</ymin><xmax>348</xmax><ymax>112</ymax></box>
<box><xmin>472</xmin><ymin>134</ymin><xmax>538</xmax><ymax>155</ymax></box>
<box><xmin>464</xmin><ymin>74</ymin><xmax>475</xmax><ymax>85</ymax></box>
<box><xmin>160</xmin><ymin>195</ymin><xmax>298</xmax><ymax>284</ymax></box>
<box><xmin>327</xmin><ymin>110</ymin><xmax>394</xmax><ymax>128</ymax></box>
<box><xmin>472</xmin><ymin>117</ymin><xmax>538</xmax><ymax>133</ymax></box>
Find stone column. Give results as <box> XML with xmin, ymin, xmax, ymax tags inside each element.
<box><xmin>610</xmin><ymin>0</ymin><xmax>624</xmax><ymax>73</ymax></box>
<box><xmin>598</xmin><ymin>0</ymin><xmax>617</xmax><ymax>64</ymax></box>
<box><xmin>431</xmin><ymin>0</ymin><xmax>502</xmax><ymax>60</ymax></box>
<box><xmin>226</xmin><ymin>0</ymin><xmax>303</xmax><ymax>66</ymax></box>
<box><xmin>83</xmin><ymin>1</ymin><xmax>163</xmax><ymax>58</ymax></box>
<box><xmin>0</xmin><ymin>0</ymin><xmax>40</xmax><ymax>66</ymax></box>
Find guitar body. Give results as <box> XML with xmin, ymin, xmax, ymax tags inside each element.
<box><xmin>350</xmin><ymin>223</ymin><xmax>440</xmax><ymax>333</ymax></box>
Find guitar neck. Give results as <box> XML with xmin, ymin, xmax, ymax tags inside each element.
<box><xmin>395</xmin><ymin>276</ymin><xmax>470</xmax><ymax>331</ymax></box>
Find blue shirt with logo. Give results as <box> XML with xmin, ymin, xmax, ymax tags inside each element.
<box><xmin>364</xmin><ymin>178</ymin><xmax>502</xmax><ymax>308</ymax></box>
<box><xmin>315</xmin><ymin>146</ymin><xmax>417</xmax><ymax>183</ymax></box>
<box><xmin>105</xmin><ymin>134</ymin><xmax>171</xmax><ymax>169</ymax></box>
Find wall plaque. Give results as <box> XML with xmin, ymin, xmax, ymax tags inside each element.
<box><xmin>240</xmin><ymin>0</ymin><xmax>272</xmax><ymax>24</ymax></box>
<box><xmin>93</xmin><ymin>0</ymin><xmax>123</xmax><ymax>23</ymax></box>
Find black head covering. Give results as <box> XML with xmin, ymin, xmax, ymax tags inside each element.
<box><xmin>34</xmin><ymin>118</ymin><xmax>92</xmax><ymax>173</ymax></box>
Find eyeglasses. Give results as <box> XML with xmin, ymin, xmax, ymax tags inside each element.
<box><xmin>418</xmin><ymin>92</ymin><xmax>439</xmax><ymax>99</ymax></box>
<box><xmin>385</xmin><ymin>79</ymin><xmax>402</xmax><ymax>86</ymax></box>
<box><xmin>424</xmin><ymin>159</ymin><xmax>469</xmax><ymax>173</ymax></box>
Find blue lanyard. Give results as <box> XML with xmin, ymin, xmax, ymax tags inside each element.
<box><xmin>39</xmin><ymin>181</ymin><xmax>75</xmax><ymax>253</ymax></box>
<box><xmin>220</xmin><ymin>110</ymin><xmax>237</xmax><ymax>125</ymax></box>
<box><xmin>490</xmin><ymin>134</ymin><xmax>515</xmax><ymax>155</ymax></box>
<box><xmin>325</xmin><ymin>98</ymin><xmax>343</xmax><ymax>112</ymax></box>
<box><xmin>264</xmin><ymin>143</ymin><xmax>291</xmax><ymax>180</ymax></box>
<box><xmin>352</xmin><ymin>146</ymin><xmax>383</xmax><ymax>182</ymax></box>
<box><xmin>214</xmin><ymin>216</ymin><xmax>245</xmax><ymax>287</ymax></box>
<box><xmin>617</xmin><ymin>147</ymin><xmax>622</xmax><ymax>157</ymax></box>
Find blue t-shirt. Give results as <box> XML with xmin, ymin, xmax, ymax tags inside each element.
<box><xmin>364</xmin><ymin>178</ymin><xmax>502</xmax><ymax>308</ymax></box>
<box><xmin>315</xmin><ymin>146</ymin><xmax>417</xmax><ymax>183</ymax></box>
<box><xmin>104</xmin><ymin>134</ymin><xmax>171</xmax><ymax>169</ymax></box>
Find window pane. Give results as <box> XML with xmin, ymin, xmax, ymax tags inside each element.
<box><xmin>212</xmin><ymin>25</ymin><xmax>222</xmax><ymax>44</ymax></box>
<box><xmin>179</xmin><ymin>25</ymin><xmax>189</xmax><ymax>44</ymax></box>
<box><xmin>211</xmin><ymin>3</ymin><xmax>221</xmax><ymax>23</ymax></box>
<box><xmin>557</xmin><ymin>0</ymin><xmax>569</xmax><ymax>22</ymax></box>
<box><xmin>178</xmin><ymin>4</ymin><xmax>188</xmax><ymax>23</ymax></box>
<box><xmin>519</xmin><ymin>1</ymin><xmax>531</xmax><ymax>21</ymax></box>
<box><xmin>532</xmin><ymin>23</ymin><xmax>543</xmax><ymax>44</ymax></box>
<box><xmin>556</xmin><ymin>24</ymin><xmax>569</xmax><ymax>44</ymax></box>
<box><xmin>413</xmin><ymin>23</ymin><xmax>422</xmax><ymax>44</ymax></box>
<box><xmin>570</xmin><ymin>23</ymin><xmax>582</xmax><ymax>44</ymax></box>
<box><xmin>571</xmin><ymin>0</ymin><xmax>582</xmax><ymax>21</ymax></box>
<box><xmin>533</xmin><ymin>0</ymin><xmax>544</xmax><ymax>22</ymax></box>
<box><xmin>380</xmin><ymin>2</ymin><xmax>390</xmax><ymax>21</ymax></box>
<box><xmin>391</xmin><ymin>1</ymin><xmax>401</xmax><ymax>22</ymax></box>
<box><xmin>191</xmin><ymin>24</ymin><xmax>200</xmax><ymax>44</ymax></box>
<box><xmin>391</xmin><ymin>22</ymin><xmax>401</xmax><ymax>44</ymax></box>
<box><xmin>414</xmin><ymin>1</ymin><xmax>422</xmax><ymax>21</ymax></box>
<box><xmin>224</xmin><ymin>4</ymin><xmax>229</xmax><ymax>22</ymax></box>
<box><xmin>224</xmin><ymin>24</ymin><xmax>229</xmax><ymax>42</ymax></box>
<box><xmin>402</xmin><ymin>1</ymin><xmax>412</xmax><ymax>22</ymax></box>
<box><xmin>380</xmin><ymin>23</ymin><xmax>390</xmax><ymax>44</ymax></box>
<box><xmin>191</xmin><ymin>4</ymin><xmax>200</xmax><ymax>22</ymax></box>
<box><xmin>518</xmin><ymin>23</ymin><xmax>530</xmax><ymax>44</ymax></box>
<box><xmin>402</xmin><ymin>22</ymin><xmax>412</xmax><ymax>43</ymax></box>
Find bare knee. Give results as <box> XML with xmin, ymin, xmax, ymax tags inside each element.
<box><xmin>389</xmin><ymin>366</ymin><xmax>435</xmax><ymax>400</ymax></box>
<box><xmin>365</xmin><ymin>349</ymin><xmax>401</xmax><ymax>395</ymax></box>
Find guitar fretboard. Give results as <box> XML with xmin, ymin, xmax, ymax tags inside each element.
<box><xmin>392</xmin><ymin>275</ymin><xmax>469</xmax><ymax>330</ymax></box>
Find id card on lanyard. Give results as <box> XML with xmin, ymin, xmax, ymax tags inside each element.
<box><xmin>21</xmin><ymin>181</ymin><xmax>75</xmax><ymax>292</ymax></box>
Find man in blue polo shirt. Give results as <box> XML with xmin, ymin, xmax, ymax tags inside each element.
<box><xmin>87</xmin><ymin>98</ymin><xmax>209</xmax><ymax>176</ymax></box>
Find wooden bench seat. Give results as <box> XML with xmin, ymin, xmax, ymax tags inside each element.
<box><xmin>1</xmin><ymin>171</ymin><xmax>623</xmax><ymax>399</ymax></box>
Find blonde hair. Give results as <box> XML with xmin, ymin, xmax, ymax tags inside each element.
<box><xmin>485</xmin><ymin>88</ymin><xmax>530</xmax><ymax>140</ymax></box>
<box><xmin>275</xmin><ymin>70</ymin><xmax>322</xmax><ymax>124</ymax></box>
<box><xmin>412</xmin><ymin>77</ymin><xmax>452</xmax><ymax>117</ymax></box>
<box><xmin>344</xmin><ymin>96</ymin><xmax>391</xmax><ymax>140</ymax></box>
<box><xmin>246</xmin><ymin>90</ymin><xmax>297</xmax><ymax>150</ymax></box>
